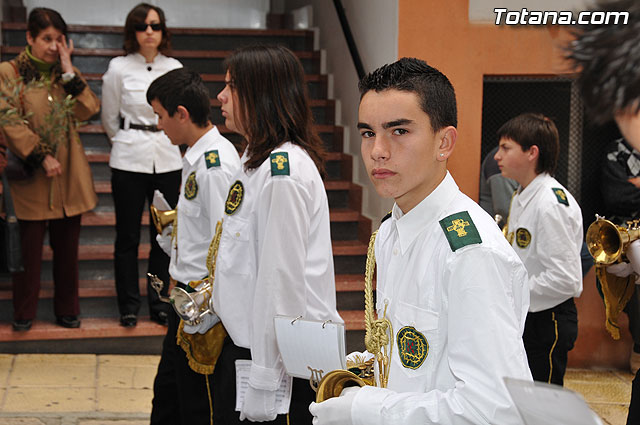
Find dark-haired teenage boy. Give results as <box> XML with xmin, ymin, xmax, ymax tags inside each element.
<box><xmin>146</xmin><ymin>68</ymin><xmax>241</xmax><ymax>424</ymax></box>
<box><xmin>494</xmin><ymin>113</ymin><xmax>583</xmax><ymax>386</ymax></box>
<box><xmin>310</xmin><ymin>58</ymin><xmax>532</xmax><ymax>425</ymax></box>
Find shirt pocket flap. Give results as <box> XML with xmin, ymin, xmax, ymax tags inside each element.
<box><xmin>223</xmin><ymin>216</ymin><xmax>250</xmax><ymax>242</ymax></box>
<box><xmin>395</xmin><ymin>301</ymin><xmax>439</xmax><ymax>331</ymax></box>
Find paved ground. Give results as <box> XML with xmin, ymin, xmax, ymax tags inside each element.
<box><xmin>0</xmin><ymin>354</ymin><xmax>633</xmax><ymax>424</ymax></box>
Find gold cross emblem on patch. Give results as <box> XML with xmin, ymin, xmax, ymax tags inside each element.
<box><xmin>555</xmin><ymin>189</ymin><xmax>566</xmax><ymax>201</ymax></box>
<box><xmin>272</xmin><ymin>154</ymin><xmax>288</xmax><ymax>170</ymax></box>
<box><xmin>447</xmin><ymin>218</ymin><xmax>470</xmax><ymax>237</ymax></box>
<box><xmin>206</xmin><ymin>151</ymin><xmax>218</xmax><ymax>163</ymax></box>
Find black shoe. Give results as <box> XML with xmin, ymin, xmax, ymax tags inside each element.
<box><xmin>120</xmin><ymin>314</ymin><xmax>137</xmax><ymax>327</ymax></box>
<box><xmin>150</xmin><ymin>311</ymin><xmax>169</xmax><ymax>326</ymax></box>
<box><xmin>56</xmin><ymin>315</ymin><xmax>81</xmax><ymax>328</ymax></box>
<box><xmin>12</xmin><ymin>319</ymin><xmax>32</xmax><ymax>331</ymax></box>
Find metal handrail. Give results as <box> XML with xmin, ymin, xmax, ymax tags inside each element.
<box><xmin>332</xmin><ymin>0</ymin><xmax>365</xmax><ymax>79</ymax></box>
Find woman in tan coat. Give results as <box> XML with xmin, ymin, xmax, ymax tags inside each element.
<box><xmin>0</xmin><ymin>7</ymin><xmax>99</xmax><ymax>331</ymax></box>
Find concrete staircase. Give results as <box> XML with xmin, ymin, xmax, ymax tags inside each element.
<box><xmin>0</xmin><ymin>23</ymin><xmax>370</xmax><ymax>353</ymax></box>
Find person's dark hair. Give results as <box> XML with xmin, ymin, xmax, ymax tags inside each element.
<box><xmin>123</xmin><ymin>3</ymin><xmax>171</xmax><ymax>54</ymax></box>
<box><xmin>358</xmin><ymin>57</ymin><xmax>457</xmax><ymax>131</ymax></box>
<box><xmin>27</xmin><ymin>8</ymin><xmax>67</xmax><ymax>39</ymax></box>
<box><xmin>567</xmin><ymin>0</ymin><xmax>640</xmax><ymax>123</ymax></box>
<box><xmin>146</xmin><ymin>68</ymin><xmax>210</xmax><ymax>128</ymax></box>
<box><xmin>223</xmin><ymin>44</ymin><xmax>325</xmax><ymax>174</ymax></box>
<box><xmin>497</xmin><ymin>112</ymin><xmax>559</xmax><ymax>175</ymax></box>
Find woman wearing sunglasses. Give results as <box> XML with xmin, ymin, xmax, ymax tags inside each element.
<box><xmin>101</xmin><ymin>3</ymin><xmax>182</xmax><ymax>328</ymax></box>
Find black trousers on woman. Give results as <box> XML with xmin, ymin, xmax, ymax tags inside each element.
<box><xmin>111</xmin><ymin>168</ymin><xmax>181</xmax><ymax>318</ymax></box>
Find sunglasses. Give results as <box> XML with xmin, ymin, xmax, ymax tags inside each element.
<box><xmin>134</xmin><ymin>23</ymin><xmax>162</xmax><ymax>32</ymax></box>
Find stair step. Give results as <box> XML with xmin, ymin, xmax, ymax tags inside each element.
<box><xmin>45</xmin><ymin>241</ymin><xmax>366</xmax><ymax>261</ymax></box>
<box><xmin>0</xmin><ymin>309</ymin><xmax>364</xmax><ymax>344</ymax></box>
<box><xmin>0</xmin><ymin>317</ymin><xmax>167</xmax><ymax>342</ymax></box>
<box><xmin>0</xmin><ymin>274</ymin><xmax>366</xmax><ymax>300</ymax></box>
<box><xmin>2</xmin><ymin>23</ymin><xmax>314</xmax><ymax>52</ymax></box>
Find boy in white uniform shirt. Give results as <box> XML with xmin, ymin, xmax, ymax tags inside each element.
<box><xmin>145</xmin><ymin>68</ymin><xmax>241</xmax><ymax>424</ymax></box>
<box><xmin>495</xmin><ymin>113</ymin><xmax>583</xmax><ymax>386</ymax></box>
<box><xmin>310</xmin><ymin>58</ymin><xmax>532</xmax><ymax>425</ymax></box>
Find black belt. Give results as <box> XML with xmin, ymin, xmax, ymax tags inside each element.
<box><xmin>120</xmin><ymin>117</ymin><xmax>160</xmax><ymax>132</ymax></box>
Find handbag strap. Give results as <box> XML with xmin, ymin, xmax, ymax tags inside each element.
<box><xmin>1</xmin><ymin>173</ymin><xmax>18</xmax><ymax>220</ymax></box>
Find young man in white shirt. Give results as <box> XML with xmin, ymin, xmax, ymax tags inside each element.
<box><xmin>494</xmin><ymin>113</ymin><xmax>583</xmax><ymax>386</ymax></box>
<box><xmin>145</xmin><ymin>68</ymin><xmax>241</xmax><ymax>425</ymax></box>
<box><xmin>310</xmin><ymin>58</ymin><xmax>532</xmax><ymax>425</ymax></box>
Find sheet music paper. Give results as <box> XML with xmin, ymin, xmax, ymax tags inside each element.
<box><xmin>504</xmin><ymin>377</ymin><xmax>604</xmax><ymax>425</ymax></box>
<box><xmin>274</xmin><ymin>315</ymin><xmax>346</xmax><ymax>379</ymax></box>
<box><xmin>234</xmin><ymin>360</ymin><xmax>292</xmax><ymax>415</ymax></box>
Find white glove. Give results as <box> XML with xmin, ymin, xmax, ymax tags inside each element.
<box><xmin>346</xmin><ymin>350</ymin><xmax>374</xmax><ymax>365</ymax></box>
<box><xmin>607</xmin><ymin>240</ymin><xmax>640</xmax><ymax>283</ymax></box>
<box><xmin>627</xmin><ymin>240</ymin><xmax>640</xmax><ymax>275</ymax></box>
<box><xmin>182</xmin><ymin>311</ymin><xmax>220</xmax><ymax>334</ymax></box>
<box><xmin>607</xmin><ymin>262</ymin><xmax>634</xmax><ymax>278</ymax></box>
<box><xmin>239</xmin><ymin>385</ymin><xmax>277</xmax><ymax>422</ymax></box>
<box><xmin>155</xmin><ymin>224</ymin><xmax>173</xmax><ymax>256</ymax></box>
<box><xmin>309</xmin><ymin>386</ymin><xmax>358</xmax><ymax>425</ymax></box>
<box><xmin>152</xmin><ymin>190</ymin><xmax>171</xmax><ymax>210</ymax></box>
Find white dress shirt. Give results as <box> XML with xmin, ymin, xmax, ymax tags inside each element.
<box><xmin>168</xmin><ymin>127</ymin><xmax>241</xmax><ymax>284</ymax></box>
<box><xmin>101</xmin><ymin>53</ymin><xmax>183</xmax><ymax>173</ymax></box>
<box><xmin>212</xmin><ymin>142</ymin><xmax>343</xmax><ymax>392</ymax></box>
<box><xmin>351</xmin><ymin>172</ymin><xmax>532</xmax><ymax>425</ymax></box>
<box><xmin>506</xmin><ymin>173</ymin><xmax>583</xmax><ymax>312</ymax></box>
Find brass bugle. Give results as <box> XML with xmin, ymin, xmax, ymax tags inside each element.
<box><xmin>586</xmin><ymin>215</ymin><xmax>640</xmax><ymax>265</ymax></box>
<box><xmin>315</xmin><ymin>370</ymin><xmax>367</xmax><ymax>403</ymax></box>
<box><xmin>150</xmin><ymin>204</ymin><xmax>177</xmax><ymax>234</ymax></box>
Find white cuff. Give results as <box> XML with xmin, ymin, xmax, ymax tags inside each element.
<box><xmin>352</xmin><ymin>386</ymin><xmax>392</xmax><ymax>425</ymax></box>
<box><xmin>249</xmin><ymin>362</ymin><xmax>284</xmax><ymax>391</ymax></box>
<box><xmin>61</xmin><ymin>72</ymin><xmax>76</xmax><ymax>83</ymax></box>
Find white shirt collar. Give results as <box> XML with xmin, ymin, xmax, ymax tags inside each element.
<box><xmin>391</xmin><ymin>171</ymin><xmax>458</xmax><ymax>255</ymax></box>
<box><xmin>184</xmin><ymin>126</ymin><xmax>221</xmax><ymax>166</ymax></box>
<box><xmin>514</xmin><ymin>172</ymin><xmax>551</xmax><ymax>209</ymax></box>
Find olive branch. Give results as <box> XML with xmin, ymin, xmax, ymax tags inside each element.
<box><xmin>0</xmin><ymin>76</ymin><xmax>78</xmax><ymax>156</ymax></box>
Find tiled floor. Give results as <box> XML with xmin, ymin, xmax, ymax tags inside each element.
<box><xmin>0</xmin><ymin>354</ymin><xmax>633</xmax><ymax>424</ymax></box>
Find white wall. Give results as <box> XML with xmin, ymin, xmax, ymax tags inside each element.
<box><xmin>469</xmin><ymin>0</ymin><xmax>596</xmax><ymax>22</ymax></box>
<box><xmin>285</xmin><ymin>0</ymin><xmax>398</xmax><ymax>225</ymax></box>
<box><xmin>23</xmin><ymin>0</ymin><xmax>269</xmax><ymax>28</ymax></box>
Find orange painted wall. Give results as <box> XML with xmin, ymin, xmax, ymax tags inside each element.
<box><xmin>398</xmin><ymin>0</ymin><xmax>572</xmax><ymax>200</ymax></box>
<box><xmin>396</xmin><ymin>1</ymin><xmax>631</xmax><ymax>369</ymax></box>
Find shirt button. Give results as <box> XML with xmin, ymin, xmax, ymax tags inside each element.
<box><xmin>393</xmin><ymin>249</ymin><xmax>398</xmax><ymax>256</ymax></box>
<box><xmin>235</xmin><ymin>232</ymin><xmax>241</xmax><ymax>237</ymax></box>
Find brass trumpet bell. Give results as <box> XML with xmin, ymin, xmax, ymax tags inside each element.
<box><xmin>586</xmin><ymin>215</ymin><xmax>640</xmax><ymax>265</ymax></box>
<box><xmin>150</xmin><ymin>204</ymin><xmax>176</xmax><ymax>234</ymax></box>
<box><xmin>315</xmin><ymin>369</ymin><xmax>366</xmax><ymax>403</ymax></box>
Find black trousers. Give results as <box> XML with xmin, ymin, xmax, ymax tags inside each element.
<box><xmin>151</xmin><ymin>307</ymin><xmax>213</xmax><ymax>425</ymax></box>
<box><xmin>628</xmin><ymin>368</ymin><xmax>640</xmax><ymax>425</ymax></box>
<box><xmin>212</xmin><ymin>336</ymin><xmax>316</xmax><ymax>424</ymax></box>
<box><xmin>111</xmin><ymin>168</ymin><xmax>181</xmax><ymax>317</ymax></box>
<box><xmin>523</xmin><ymin>298</ymin><xmax>578</xmax><ymax>386</ymax></box>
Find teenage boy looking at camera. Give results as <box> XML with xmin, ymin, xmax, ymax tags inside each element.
<box><xmin>494</xmin><ymin>113</ymin><xmax>583</xmax><ymax>386</ymax></box>
<box><xmin>310</xmin><ymin>58</ymin><xmax>532</xmax><ymax>425</ymax></box>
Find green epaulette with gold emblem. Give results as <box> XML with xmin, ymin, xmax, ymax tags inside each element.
<box><xmin>270</xmin><ymin>152</ymin><xmax>290</xmax><ymax>176</ymax></box>
<box><xmin>204</xmin><ymin>150</ymin><xmax>220</xmax><ymax>169</ymax></box>
<box><xmin>552</xmin><ymin>187</ymin><xmax>569</xmax><ymax>206</ymax></box>
<box><xmin>439</xmin><ymin>211</ymin><xmax>482</xmax><ymax>252</ymax></box>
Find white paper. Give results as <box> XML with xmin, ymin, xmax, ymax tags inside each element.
<box><xmin>274</xmin><ymin>315</ymin><xmax>346</xmax><ymax>380</ymax></box>
<box><xmin>234</xmin><ymin>360</ymin><xmax>292</xmax><ymax>415</ymax></box>
<box><xmin>152</xmin><ymin>190</ymin><xmax>171</xmax><ymax>210</ymax></box>
<box><xmin>504</xmin><ymin>377</ymin><xmax>604</xmax><ymax>425</ymax></box>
